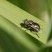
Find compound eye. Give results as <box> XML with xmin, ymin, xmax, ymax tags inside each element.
<box><xmin>24</xmin><ymin>19</ymin><xmax>28</xmax><ymax>24</ymax></box>
<box><xmin>29</xmin><ymin>21</ymin><xmax>33</xmax><ymax>25</ymax></box>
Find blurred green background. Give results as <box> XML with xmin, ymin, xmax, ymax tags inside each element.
<box><xmin>0</xmin><ymin>0</ymin><xmax>52</xmax><ymax>52</ymax></box>
<box><xmin>8</xmin><ymin>0</ymin><xmax>51</xmax><ymax>19</ymax></box>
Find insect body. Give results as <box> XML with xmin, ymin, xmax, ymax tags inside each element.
<box><xmin>20</xmin><ymin>19</ymin><xmax>40</xmax><ymax>37</ymax></box>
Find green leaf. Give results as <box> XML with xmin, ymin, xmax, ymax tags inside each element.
<box><xmin>0</xmin><ymin>0</ymin><xmax>51</xmax><ymax>52</ymax></box>
<box><xmin>0</xmin><ymin>0</ymin><xmax>50</xmax><ymax>44</ymax></box>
